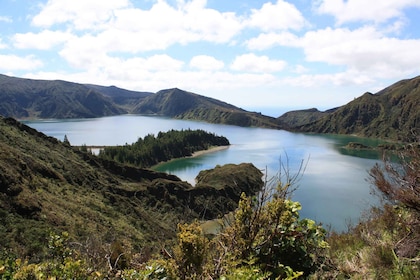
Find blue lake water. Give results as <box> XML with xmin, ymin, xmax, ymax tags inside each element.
<box><xmin>23</xmin><ymin>115</ymin><xmax>383</xmax><ymax>232</ymax></box>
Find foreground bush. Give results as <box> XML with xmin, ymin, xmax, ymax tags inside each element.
<box><xmin>1</xmin><ymin>232</ymin><xmax>102</xmax><ymax>280</ymax></box>
<box><xmin>319</xmin><ymin>143</ymin><xmax>420</xmax><ymax>279</ymax></box>
<box><xmin>1</xmin><ymin>160</ymin><xmax>330</xmax><ymax>279</ymax></box>
<box><xmin>133</xmin><ymin>164</ymin><xmax>329</xmax><ymax>279</ymax></box>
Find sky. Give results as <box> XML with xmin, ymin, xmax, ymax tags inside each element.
<box><xmin>1</xmin><ymin>0</ymin><xmax>420</xmax><ymax>116</ymax></box>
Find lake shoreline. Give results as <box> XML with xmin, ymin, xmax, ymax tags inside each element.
<box><xmin>25</xmin><ymin>115</ymin><xmax>379</xmax><ymax>232</ymax></box>
<box><xmin>191</xmin><ymin>145</ymin><xmax>230</xmax><ymax>157</ymax></box>
<box><xmin>151</xmin><ymin>145</ymin><xmax>230</xmax><ymax>169</ymax></box>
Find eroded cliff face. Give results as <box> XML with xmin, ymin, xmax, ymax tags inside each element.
<box><xmin>142</xmin><ymin>163</ymin><xmax>264</xmax><ymax>220</ymax></box>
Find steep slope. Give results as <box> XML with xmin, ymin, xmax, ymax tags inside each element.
<box><xmin>0</xmin><ymin>116</ymin><xmax>263</xmax><ymax>259</ymax></box>
<box><xmin>133</xmin><ymin>88</ymin><xmax>285</xmax><ymax>128</ymax></box>
<box><xmin>297</xmin><ymin>76</ymin><xmax>420</xmax><ymax>142</ymax></box>
<box><xmin>0</xmin><ymin>74</ymin><xmax>124</xmax><ymax>118</ymax></box>
<box><xmin>0</xmin><ymin>74</ymin><xmax>285</xmax><ymax>129</ymax></box>
<box><xmin>277</xmin><ymin>107</ymin><xmax>337</xmax><ymax>127</ymax></box>
<box><xmin>85</xmin><ymin>84</ymin><xmax>152</xmax><ymax>111</ymax></box>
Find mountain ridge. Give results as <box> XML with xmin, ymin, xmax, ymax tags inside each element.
<box><xmin>134</xmin><ymin>87</ymin><xmax>284</xmax><ymax>128</ymax></box>
<box><xmin>84</xmin><ymin>83</ymin><xmax>153</xmax><ymax>111</ymax></box>
<box><xmin>0</xmin><ymin>74</ymin><xmax>284</xmax><ymax>129</ymax></box>
<box><xmin>1</xmin><ymin>73</ymin><xmax>419</xmax><ymax>142</ymax></box>
<box><xmin>289</xmin><ymin>75</ymin><xmax>420</xmax><ymax>142</ymax></box>
<box><xmin>0</xmin><ymin>74</ymin><xmax>124</xmax><ymax>118</ymax></box>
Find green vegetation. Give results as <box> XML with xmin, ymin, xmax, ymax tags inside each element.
<box><xmin>2</xmin><ymin>73</ymin><xmax>419</xmax><ymax>142</ymax></box>
<box><xmin>132</xmin><ymin>181</ymin><xmax>328</xmax><ymax>279</ymax></box>
<box><xmin>133</xmin><ymin>88</ymin><xmax>285</xmax><ymax>129</ymax></box>
<box><xmin>344</xmin><ymin>141</ymin><xmax>404</xmax><ymax>151</ymax></box>
<box><xmin>1</xmin><ymin>167</ymin><xmax>329</xmax><ymax>279</ymax></box>
<box><xmin>98</xmin><ymin>129</ymin><xmax>229</xmax><ymax>168</ymax></box>
<box><xmin>276</xmin><ymin>108</ymin><xmax>333</xmax><ymax>127</ymax></box>
<box><xmin>0</xmin><ymin>116</ymin><xmax>262</xmax><ymax>266</ymax></box>
<box><xmin>84</xmin><ymin>84</ymin><xmax>152</xmax><ymax>111</ymax></box>
<box><xmin>0</xmin><ymin>74</ymin><xmax>283</xmax><ymax>129</ymax></box>
<box><xmin>318</xmin><ymin>143</ymin><xmax>420</xmax><ymax>279</ymax></box>
<box><xmin>1</xmin><ymin>77</ymin><xmax>420</xmax><ymax>278</ymax></box>
<box><xmin>1</xmin><ymin>115</ymin><xmax>419</xmax><ymax>278</ymax></box>
<box><xmin>292</xmin><ymin>76</ymin><xmax>420</xmax><ymax>142</ymax></box>
<box><xmin>0</xmin><ymin>74</ymin><xmax>125</xmax><ymax>119</ymax></box>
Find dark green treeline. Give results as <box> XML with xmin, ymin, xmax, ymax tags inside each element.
<box><xmin>98</xmin><ymin>129</ymin><xmax>229</xmax><ymax>168</ymax></box>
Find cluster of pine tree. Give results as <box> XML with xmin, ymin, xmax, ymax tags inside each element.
<box><xmin>98</xmin><ymin>129</ymin><xmax>230</xmax><ymax>168</ymax></box>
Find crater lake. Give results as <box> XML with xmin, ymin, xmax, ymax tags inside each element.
<box><xmin>23</xmin><ymin>115</ymin><xmax>384</xmax><ymax>232</ymax></box>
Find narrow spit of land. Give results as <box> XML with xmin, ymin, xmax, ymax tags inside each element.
<box><xmin>150</xmin><ymin>145</ymin><xmax>230</xmax><ymax>169</ymax></box>
<box><xmin>190</xmin><ymin>145</ymin><xmax>229</xmax><ymax>157</ymax></box>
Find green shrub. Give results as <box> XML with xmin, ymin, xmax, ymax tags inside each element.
<box><xmin>173</xmin><ymin>222</ymin><xmax>209</xmax><ymax>279</ymax></box>
<box><xmin>218</xmin><ymin>192</ymin><xmax>327</xmax><ymax>279</ymax></box>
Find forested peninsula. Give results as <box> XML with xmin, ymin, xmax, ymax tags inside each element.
<box><xmin>98</xmin><ymin>129</ymin><xmax>230</xmax><ymax>168</ymax></box>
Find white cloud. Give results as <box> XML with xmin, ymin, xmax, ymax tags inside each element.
<box><xmin>112</xmin><ymin>0</ymin><xmax>243</xmax><ymax>44</ymax></box>
<box><xmin>246</xmin><ymin>0</ymin><xmax>306</xmax><ymax>31</ymax></box>
<box><xmin>247</xmin><ymin>25</ymin><xmax>420</xmax><ymax>80</ymax></box>
<box><xmin>0</xmin><ymin>38</ymin><xmax>7</xmax><ymax>49</ymax></box>
<box><xmin>183</xmin><ymin>2</ymin><xmax>243</xmax><ymax>43</ymax></box>
<box><xmin>292</xmin><ymin>65</ymin><xmax>309</xmax><ymax>74</ymax></box>
<box><xmin>0</xmin><ymin>54</ymin><xmax>43</xmax><ymax>71</ymax></box>
<box><xmin>316</xmin><ymin>0</ymin><xmax>420</xmax><ymax>25</ymax></box>
<box><xmin>13</xmin><ymin>30</ymin><xmax>74</xmax><ymax>50</ymax></box>
<box><xmin>112</xmin><ymin>2</ymin><xmax>184</xmax><ymax>34</ymax></box>
<box><xmin>58</xmin><ymin>34</ymin><xmax>110</xmax><ymax>68</ymax></box>
<box><xmin>0</xmin><ymin>16</ymin><xmax>12</xmax><ymax>23</ymax></box>
<box><xmin>189</xmin><ymin>55</ymin><xmax>224</xmax><ymax>71</ymax></box>
<box><xmin>300</xmin><ymin>27</ymin><xmax>420</xmax><ymax>78</ymax></box>
<box><xmin>140</xmin><ymin>54</ymin><xmax>185</xmax><ymax>71</ymax></box>
<box><xmin>282</xmin><ymin>70</ymin><xmax>375</xmax><ymax>88</ymax></box>
<box><xmin>5</xmin><ymin>0</ymin><xmax>419</xmax><ymax>111</ymax></box>
<box><xmin>246</xmin><ymin>31</ymin><xmax>299</xmax><ymax>50</ymax></box>
<box><xmin>231</xmin><ymin>53</ymin><xmax>287</xmax><ymax>73</ymax></box>
<box><xmin>59</xmin><ymin>34</ymin><xmax>185</xmax><ymax>71</ymax></box>
<box><xmin>23</xmin><ymin>65</ymin><xmax>278</xmax><ymax>101</ymax></box>
<box><xmin>31</xmin><ymin>0</ymin><xmax>130</xmax><ymax>30</ymax></box>
<box><xmin>31</xmin><ymin>0</ymin><xmax>243</xmax><ymax>55</ymax></box>
<box><xmin>175</xmin><ymin>71</ymin><xmax>277</xmax><ymax>92</ymax></box>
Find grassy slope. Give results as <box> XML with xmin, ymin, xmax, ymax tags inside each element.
<box><xmin>2</xmin><ymin>72</ymin><xmax>418</xmax><ymax>141</ymax></box>
<box><xmin>0</xmin><ymin>74</ymin><xmax>125</xmax><ymax>119</ymax></box>
<box><xmin>84</xmin><ymin>84</ymin><xmax>153</xmax><ymax>111</ymax></box>
<box><xmin>0</xmin><ymin>116</ymin><xmax>263</xmax><ymax>260</ymax></box>
<box><xmin>0</xmin><ymin>74</ymin><xmax>285</xmax><ymax>128</ymax></box>
<box><xmin>276</xmin><ymin>108</ymin><xmax>336</xmax><ymax>127</ymax></box>
<box><xmin>292</xmin><ymin>76</ymin><xmax>420</xmax><ymax>142</ymax></box>
<box><xmin>133</xmin><ymin>88</ymin><xmax>286</xmax><ymax>129</ymax></box>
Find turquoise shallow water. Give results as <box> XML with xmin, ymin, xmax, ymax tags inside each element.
<box><xmin>24</xmin><ymin>115</ymin><xmax>382</xmax><ymax>232</ymax></box>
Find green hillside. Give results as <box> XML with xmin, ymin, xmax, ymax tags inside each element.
<box><xmin>0</xmin><ymin>116</ymin><xmax>263</xmax><ymax>260</ymax></box>
<box><xmin>0</xmin><ymin>74</ymin><xmax>285</xmax><ymax>129</ymax></box>
<box><xmin>1</xmin><ymin>73</ymin><xmax>419</xmax><ymax>142</ymax></box>
<box><xmin>285</xmin><ymin>76</ymin><xmax>420</xmax><ymax>142</ymax></box>
<box><xmin>0</xmin><ymin>74</ymin><xmax>125</xmax><ymax>119</ymax></box>
<box><xmin>85</xmin><ymin>84</ymin><xmax>152</xmax><ymax>111</ymax></box>
<box><xmin>133</xmin><ymin>88</ymin><xmax>285</xmax><ymax>129</ymax></box>
<box><xmin>277</xmin><ymin>107</ymin><xmax>337</xmax><ymax>127</ymax></box>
